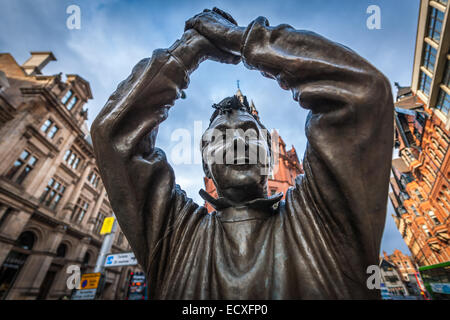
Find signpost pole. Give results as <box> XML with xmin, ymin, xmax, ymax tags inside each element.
<box><xmin>93</xmin><ymin>214</ymin><xmax>118</xmax><ymax>299</ymax></box>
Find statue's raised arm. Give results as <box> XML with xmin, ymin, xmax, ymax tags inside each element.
<box><xmin>187</xmin><ymin>8</ymin><xmax>394</xmax><ymax>278</ymax></box>
<box><xmin>91</xmin><ymin>26</ymin><xmax>240</xmax><ymax>273</ymax></box>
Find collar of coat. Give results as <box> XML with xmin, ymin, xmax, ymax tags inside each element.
<box><xmin>199</xmin><ymin>188</ymin><xmax>283</xmax><ymax>212</ymax></box>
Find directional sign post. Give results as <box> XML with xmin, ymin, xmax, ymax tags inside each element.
<box><xmin>72</xmin><ymin>289</ymin><xmax>97</xmax><ymax>300</ymax></box>
<box><xmin>104</xmin><ymin>252</ymin><xmax>137</xmax><ymax>267</ymax></box>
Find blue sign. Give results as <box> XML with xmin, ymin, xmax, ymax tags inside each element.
<box><xmin>430</xmin><ymin>283</ymin><xmax>450</xmax><ymax>294</ymax></box>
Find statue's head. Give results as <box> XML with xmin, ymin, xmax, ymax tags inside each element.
<box><xmin>201</xmin><ymin>95</ymin><xmax>272</xmax><ymax>203</ymax></box>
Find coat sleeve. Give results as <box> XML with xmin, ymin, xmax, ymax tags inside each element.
<box><xmin>91</xmin><ymin>47</ymin><xmax>202</xmax><ymax>274</ymax></box>
<box><xmin>240</xmin><ymin>17</ymin><xmax>394</xmax><ymax>264</ymax></box>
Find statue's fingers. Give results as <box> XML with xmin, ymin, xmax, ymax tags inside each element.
<box><xmin>209</xmin><ymin>49</ymin><xmax>241</xmax><ymax>65</ymax></box>
<box><xmin>212</xmin><ymin>7</ymin><xmax>238</xmax><ymax>25</ymax></box>
<box><xmin>184</xmin><ymin>17</ymin><xmax>196</xmax><ymax>31</ymax></box>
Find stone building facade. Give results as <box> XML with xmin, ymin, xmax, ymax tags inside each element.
<box><xmin>204</xmin><ymin>89</ymin><xmax>304</xmax><ymax>212</ymax></box>
<box><xmin>379</xmin><ymin>258</ymin><xmax>410</xmax><ymax>297</ymax></box>
<box><xmin>389</xmin><ymin>0</ymin><xmax>450</xmax><ymax>267</ymax></box>
<box><xmin>0</xmin><ymin>51</ymin><xmax>140</xmax><ymax>300</ymax></box>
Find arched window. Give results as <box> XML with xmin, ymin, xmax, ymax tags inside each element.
<box><xmin>17</xmin><ymin>231</ymin><xmax>36</xmax><ymax>250</ymax></box>
<box><xmin>56</xmin><ymin>243</ymin><xmax>68</xmax><ymax>258</ymax></box>
<box><xmin>82</xmin><ymin>252</ymin><xmax>91</xmax><ymax>266</ymax></box>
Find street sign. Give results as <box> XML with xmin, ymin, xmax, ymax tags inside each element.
<box><xmin>79</xmin><ymin>272</ymin><xmax>101</xmax><ymax>290</ymax></box>
<box><xmin>430</xmin><ymin>282</ymin><xmax>450</xmax><ymax>294</ymax></box>
<box><xmin>104</xmin><ymin>252</ymin><xmax>137</xmax><ymax>267</ymax></box>
<box><xmin>72</xmin><ymin>288</ymin><xmax>97</xmax><ymax>300</ymax></box>
<box><xmin>100</xmin><ymin>217</ymin><xmax>115</xmax><ymax>235</ymax></box>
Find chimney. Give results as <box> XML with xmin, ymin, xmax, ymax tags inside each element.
<box><xmin>22</xmin><ymin>51</ymin><xmax>56</xmax><ymax>76</ymax></box>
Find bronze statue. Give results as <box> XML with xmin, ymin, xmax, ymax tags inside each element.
<box><xmin>91</xmin><ymin>8</ymin><xmax>394</xmax><ymax>299</ymax></box>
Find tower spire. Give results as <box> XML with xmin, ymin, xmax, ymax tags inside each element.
<box><xmin>235</xmin><ymin>80</ymin><xmax>244</xmax><ymax>104</ymax></box>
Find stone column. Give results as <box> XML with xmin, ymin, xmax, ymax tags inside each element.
<box><xmin>59</xmin><ymin>161</ymin><xmax>92</xmax><ymax>222</ymax></box>
<box><xmin>0</xmin><ymin>244</ymin><xmax>14</xmax><ymax>268</ymax></box>
<box><xmin>85</xmin><ymin>187</ymin><xmax>106</xmax><ymax>232</ymax></box>
<box><xmin>0</xmin><ymin>209</ymin><xmax>33</xmax><ymax>240</ymax></box>
<box><xmin>0</xmin><ymin>204</ymin><xmax>7</xmax><ymax>220</ymax></box>
<box><xmin>72</xmin><ymin>236</ymin><xmax>92</xmax><ymax>263</ymax></box>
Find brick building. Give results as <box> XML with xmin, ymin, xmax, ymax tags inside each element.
<box><xmin>389</xmin><ymin>0</ymin><xmax>450</xmax><ymax>266</ymax></box>
<box><xmin>203</xmin><ymin>89</ymin><xmax>304</xmax><ymax>212</ymax></box>
<box><xmin>382</xmin><ymin>249</ymin><xmax>419</xmax><ymax>282</ymax></box>
<box><xmin>0</xmin><ymin>51</ymin><xmax>140</xmax><ymax>300</ymax></box>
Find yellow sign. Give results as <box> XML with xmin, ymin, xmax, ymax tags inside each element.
<box><xmin>79</xmin><ymin>273</ymin><xmax>101</xmax><ymax>290</ymax></box>
<box><xmin>100</xmin><ymin>217</ymin><xmax>115</xmax><ymax>235</ymax></box>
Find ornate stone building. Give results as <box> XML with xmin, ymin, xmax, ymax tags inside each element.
<box><xmin>204</xmin><ymin>89</ymin><xmax>304</xmax><ymax>212</ymax></box>
<box><xmin>389</xmin><ymin>0</ymin><xmax>450</xmax><ymax>266</ymax></box>
<box><xmin>0</xmin><ymin>51</ymin><xmax>139</xmax><ymax>299</ymax></box>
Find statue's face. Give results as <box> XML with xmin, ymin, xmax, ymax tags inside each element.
<box><xmin>202</xmin><ymin>109</ymin><xmax>271</xmax><ymax>201</ymax></box>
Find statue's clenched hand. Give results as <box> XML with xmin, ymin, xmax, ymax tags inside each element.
<box><xmin>184</xmin><ymin>7</ymin><xmax>245</xmax><ymax>56</ymax></box>
<box><xmin>173</xmin><ymin>28</ymin><xmax>240</xmax><ymax>69</ymax></box>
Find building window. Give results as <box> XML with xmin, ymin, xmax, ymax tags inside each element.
<box><xmin>443</xmin><ymin>60</ymin><xmax>450</xmax><ymax>88</ymax></box>
<box><xmin>5</xmin><ymin>150</ymin><xmax>38</xmax><ymax>185</ymax></box>
<box><xmin>71</xmin><ymin>198</ymin><xmax>90</xmax><ymax>224</ymax></box>
<box><xmin>411</xmin><ymin>206</ymin><xmax>420</xmax><ymax>217</ymax></box>
<box><xmin>414</xmin><ymin>189</ymin><xmax>424</xmax><ymax>202</ymax></box>
<box><xmin>66</xmin><ymin>96</ymin><xmax>78</xmax><ymax>111</ymax></box>
<box><xmin>430</xmin><ymin>149</ymin><xmax>442</xmax><ymax>165</ymax></box>
<box><xmin>435</xmin><ymin>126</ymin><xmax>450</xmax><ymax>143</ymax></box>
<box><xmin>425</xmin><ymin>164</ymin><xmax>437</xmax><ymax>178</ymax></box>
<box><xmin>427</xmin><ymin>7</ymin><xmax>445</xmax><ymax>43</ymax></box>
<box><xmin>436</xmin><ymin>0</ymin><xmax>448</xmax><ymax>7</ymax></box>
<box><xmin>428</xmin><ymin>210</ymin><xmax>441</xmax><ymax>225</ymax></box>
<box><xmin>0</xmin><ymin>207</ymin><xmax>14</xmax><ymax>229</ymax></box>
<box><xmin>63</xmin><ymin>149</ymin><xmax>82</xmax><ymax>170</ymax></box>
<box><xmin>422</xmin><ymin>224</ymin><xmax>432</xmax><ymax>237</ymax></box>
<box><xmin>419</xmin><ymin>72</ymin><xmax>432</xmax><ymax>96</ymax></box>
<box><xmin>438</xmin><ymin>145</ymin><xmax>447</xmax><ymax>158</ymax></box>
<box><xmin>438</xmin><ymin>198</ymin><xmax>450</xmax><ymax>215</ymax></box>
<box><xmin>61</xmin><ymin>90</ymin><xmax>73</xmax><ymax>104</ymax></box>
<box><xmin>422</xmin><ymin>43</ymin><xmax>437</xmax><ymax>72</ymax></box>
<box><xmin>40</xmin><ymin>119</ymin><xmax>53</xmax><ymax>133</ymax></box>
<box><xmin>40</xmin><ymin>119</ymin><xmax>59</xmax><ymax>139</ymax></box>
<box><xmin>94</xmin><ymin>211</ymin><xmax>107</xmax><ymax>234</ymax></box>
<box><xmin>435</xmin><ymin>89</ymin><xmax>450</xmax><ymax>116</ymax></box>
<box><xmin>40</xmin><ymin>177</ymin><xmax>66</xmax><ymax>210</ymax></box>
<box><xmin>87</xmin><ymin>171</ymin><xmax>100</xmax><ymax>188</ymax></box>
<box><xmin>56</xmin><ymin>243</ymin><xmax>68</xmax><ymax>258</ymax></box>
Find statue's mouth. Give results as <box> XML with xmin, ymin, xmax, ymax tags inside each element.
<box><xmin>231</xmin><ymin>156</ymin><xmax>251</xmax><ymax>165</ymax></box>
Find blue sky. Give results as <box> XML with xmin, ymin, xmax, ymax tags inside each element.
<box><xmin>0</xmin><ymin>0</ymin><xmax>421</xmax><ymax>255</ymax></box>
